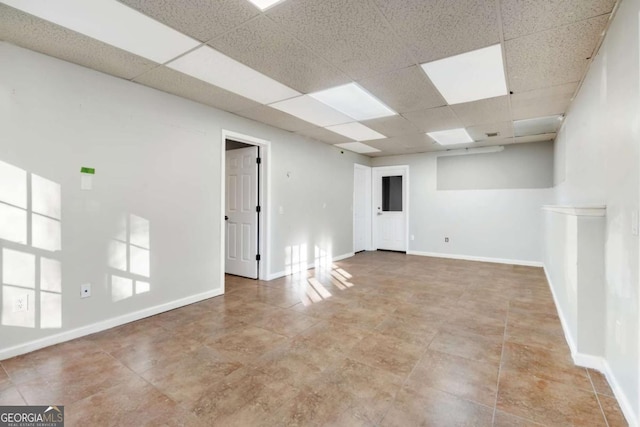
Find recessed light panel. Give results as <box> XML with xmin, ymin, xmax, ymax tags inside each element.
<box><xmin>168</xmin><ymin>46</ymin><xmax>300</xmax><ymax>105</ymax></box>
<box><xmin>513</xmin><ymin>115</ymin><xmax>563</xmax><ymax>137</ymax></box>
<box><xmin>325</xmin><ymin>123</ymin><xmax>386</xmax><ymax>141</ymax></box>
<box><xmin>246</xmin><ymin>0</ymin><xmax>285</xmax><ymax>11</ymax></box>
<box><xmin>427</xmin><ymin>128</ymin><xmax>474</xmax><ymax>146</ymax></box>
<box><xmin>335</xmin><ymin>142</ymin><xmax>381</xmax><ymax>154</ymax></box>
<box><xmin>421</xmin><ymin>44</ymin><xmax>508</xmax><ymax>105</ymax></box>
<box><xmin>2</xmin><ymin>0</ymin><xmax>200</xmax><ymax>64</ymax></box>
<box><xmin>269</xmin><ymin>96</ymin><xmax>352</xmax><ymax>127</ymax></box>
<box><xmin>310</xmin><ymin>83</ymin><xmax>396</xmax><ymax>121</ymax></box>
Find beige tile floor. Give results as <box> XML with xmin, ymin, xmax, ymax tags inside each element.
<box><xmin>0</xmin><ymin>251</ymin><xmax>628</xmax><ymax>426</ymax></box>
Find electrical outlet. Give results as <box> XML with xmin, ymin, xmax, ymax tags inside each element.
<box><xmin>81</xmin><ymin>283</ymin><xmax>91</xmax><ymax>299</ymax></box>
<box><xmin>13</xmin><ymin>294</ymin><xmax>28</xmax><ymax>313</ymax></box>
<box><xmin>445</xmin><ymin>237</ymin><xmax>449</xmax><ymax>243</ymax></box>
<box><xmin>410</xmin><ymin>235</ymin><xmax>415</xmax><ymax>241</ymax></box>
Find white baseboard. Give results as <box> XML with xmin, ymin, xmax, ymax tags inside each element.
<box><xmin>407</xmin><ymin>250</ymin><xmax>543</xmax><ymax>267</ymax></box>
<box><xmin>543</xmin><ymin>266</ymin><xmax>578</xmax><ymax>357</ymax></box>
<box><xmin>265</xmin><ymin>252</ymin><xmax>355</xmax><ymax>282</ymax></box>
<box><xmin>266</xmin><ymin>270</ymin><xmax>287</xmax><ymax>281</ymax></box>
<box><xmin>543</xmin><ymin>266</ymin><xmax>637</xmax><ymax>427</ymax></box>
<box><xmin>333</xmin><ymin>252</ymin><xmax>355</xmax><ymax>262</ymax></box>
<box><xmin>601</xmin><ymin>359</ymin><xmax>639</xmax><ymax>427</ymax></box>
<box><xmin>0</xmin><ymin>287</ymin><xmax>223</xmax><ymax>361</ymax></box>
<box><xmin>544</xmin><ymin>265</ymin><xmax>605</xmax><ymax>370</ymax></box>
<box><xmin>572</xmin><ymin>353</ymin><xmax>605</xmax><ymax>371</ymax></box>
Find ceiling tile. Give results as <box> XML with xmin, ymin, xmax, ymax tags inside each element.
<box><xmin>450</xmin><ymin>96</ymin><xmax>511</xmax><ymax>127</ymax></box>
<box><xmin>234</xmin><ymin>105</ymin><xmax>317</xmax><ymax>132</ymax></box>
<box><xmin>208</xmin><ymin>15</ymin><xmax>349</xmax><ymax>93</ymax></box>
<box><xmin>296</xmin><ymin>127</ymin><xmax>352</xmax><ymax>144</ymax></box>
<box><xmin>511</xmin><ymin>82</ymin><xmax>578</xmax><ymax>120</ymax></box>
<box><xmin>372</xmin><ymin>0</ymin><xmax>500</xmax><ymax>63</ymax></box>
<box><xmin>334</xmin><ymin>142</ymin><xmax>380</xmax><ymax>154</ymax></box>
<box><xmin>466</xmin><ymin>121</ymin><xmax>514</xmax><ymax>141</ymax></box>
<box><xmin>361</xmin><ymin>116</ymin><xmax>421</xmax><ymax>138</ymax></box>
<box><xmin>133</xmin><ymin>66</ymin><xmax>261</xmax><ymax>112</ymax></box>
<box><xmin>514</xmin><ymin>133</ymin><xmax>557</xmax><ymax>144</ymax></box>
<box><xmin>500</xmin><ymin>0</ymin><xmax>615</xmax><ymax>40</ymax></box>
<box><xmin>365</xmin><ymin>139</ymin><xmax>415</xmax><ymax>156</ymax></box>
<box><xmin>0</xmin><ymin>4</ymin><xmax>157</xmax><ymax>80</ymax></box>
<box><xmin>402</xmin><ymin>106</ymin><xmax>462</xmax><ymax>133</ymax></box>
<box><xmin>506</xmin><ymin>15</ymin><xmax>609</xmax><ymax>92</ymax></box>
<box><xmin>266</xmin><ymin>0</ymin><xmax>414</xmax><ymax>80</ymax></box>
<box><xmin>117</xmin><ymin>0</ymin><xmax>259</xmax><ymax>43</ymax></box>
<box><xmin>367</xmin><ymin>134</ymin><xmax>441</xmax><ymax>156</ymax></box>
<box><xmin>358</xmin><ymin>66</ymin><xmax>446</xmax><ymax>113</ymax></box>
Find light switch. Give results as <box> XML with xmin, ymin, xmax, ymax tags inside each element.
<box><xmin>632</xmin><ymin>210</ymin><xmax>638</xmax><ymax>236</ymax></box>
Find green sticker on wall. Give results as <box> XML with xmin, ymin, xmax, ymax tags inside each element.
<box><xmin>80</xmin><ymin>167</ymin><xmax>95</xmax><ymax>174</ymax></box>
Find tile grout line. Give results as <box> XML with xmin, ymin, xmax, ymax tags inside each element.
<box><xmin>375</xmin><ymin>330</ymin><xmax>436</xmax><ymax>424</ymax></box>
<box><xmin>587</xmin><ymin>369</ymin><xmax>611</xmax><ymax>427</ymax></box>
<box><xmin>0</xmin><ymin>361</ymin><xmax>29</xmax><ymax>404</ymax></box>
<box><xmin>491</xmin><ymin>301</ymin><xmax>510</xmax><ymax>426</ymax></box>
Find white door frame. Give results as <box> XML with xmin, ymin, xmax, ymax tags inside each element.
<box><xmin>371</xmin><ymin>165</ymin><xmax>410</xmax><ymax>252</ymax></box>
<box><xmin>220</xmin><ymin>129</ymin><xmax>270</xmax><ymax>290</ymax></box>
<box><xmin>353</xmin><ymin>163</ymin><xmax>373</xmax><ymax>252</ymax></box>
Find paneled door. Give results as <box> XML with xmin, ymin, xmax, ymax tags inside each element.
<box><xmin>225</xmin><ymin>146</ymin><xmax>258</xmax><ymax>278</ymax></box>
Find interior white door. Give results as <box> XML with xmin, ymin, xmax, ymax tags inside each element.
<box><xmin>225</xmin><ymin>146</ymin><xmax>258</xmax><ymax>278</ymax></box>
<box><xmin>373</xmin><ymin>167</ymin><xmax>407</xmax><ymax>251</ymax></box>
<box><xmin>353</xmin><ymin>164</ymin><xmax>372</xmax><ymax>252</ymax></box>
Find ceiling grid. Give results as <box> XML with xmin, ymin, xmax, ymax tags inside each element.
<box><xmin>0</xmin><ymin>0</ymin><xmax>618</xmax><ymax>156</ymax></box>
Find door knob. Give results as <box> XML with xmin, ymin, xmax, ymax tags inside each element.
<box><xmin>225</xmin><ymin>216</ymin><xmax>229</xmax><ymax>221</ymax></box>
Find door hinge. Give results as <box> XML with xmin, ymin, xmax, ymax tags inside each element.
<box><xmin>256</xmin><ymin>157</ymin><xmax>262</xmax><ymax>164</ymax></box>
<box><xmin>256</xmin><ymin>254</ymin><xmax>261</xmax><ymax>261</ymax></box>
<box><xmin>256</xmin><ymin>205</ymin><xmax>261</xmax><ymax>213</ymax></box>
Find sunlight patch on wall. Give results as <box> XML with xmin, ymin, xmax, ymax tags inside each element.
<box><xmin>314</xmin><ymin>245</ymin><xmax>332</xmax><ymax>271</ymax></box>
<box><xmin>109</xmin><ymin>214</ymin><xmax>151</xmax><ymax>302</ymax></box>
<box><xmin>285</xmin><ymin>243</ymin><xmax>308</xmax><ymax>275</ymax></box>
<box><xmin>0</xmin><ymin>160</ymin><xmax>62</xmax><ymax>329</ymax></box>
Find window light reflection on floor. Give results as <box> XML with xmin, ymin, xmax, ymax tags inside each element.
<box><xmin>285</xmin><ymin>243</ymin><xmax>356</xmax><ymax>306</ymax></box>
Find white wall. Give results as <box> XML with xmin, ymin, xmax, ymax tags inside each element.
<box><xmin>0</xmin><ymin>43</ymin><xmax>368</xmax><ymax>356</ymax></box>
<box><xmin>552</xmin><ymin>0</ymin><xmax>640</xmax><ymax>423</ymax></box>
<box><xmin>372</xmin><ymin>145</ymin><xmax>553</xmax><ymax>264</ymax></box>
<box><xmin>438</xmin><ymin>141</ymin><xmax>554</xmax><ymax>190</ymax></box>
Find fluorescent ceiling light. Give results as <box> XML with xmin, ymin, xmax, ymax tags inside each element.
<box><xmin>435</xmin><ymin>146</ymin><xmax>504</xmax><ymax>157</ymax></box>
<box><xmin>1</xmin><ymin>0</ymin><xmax>199</xmax><ymax>64</ymax></box>
<box><xmin>325</xmin><ymin>123</ymin><xmax>386</xmax><ymax>141</ymax></box>
<box><xmin>309</xmin><ymin>83</ymin><xmax>396</xmax><ymax>121</ymax></box>
<box><xmin>269</xmin><ymin>95</ymin><xmax>352</xmax><ymax>127</ymax></box>
<box><xmin>427</xmin><ymin>128</ymin><xmax>474</xmax><ymax>146</ymax></box>
<box><xmin>514</xmin><ymin>115</ymin><xmax>563</xmax><ymax>137</ymax></box>
<box><xmin>246</xmin><ymin>0</ymin><xmax>286</xmax><ymax>11</ymax></box>
<box><xmin>168</xmin><ymin>46</ymin><xmax>300</xmax><ymax>105</ymax></box>
<box><xmin>421</xmin><ymin>44</ymin><xmax>508</xmax><ymax>105</ymax></box>
<box><xmin>335</xmin><ymin>142</ymin><xmax>381</xmax><ymax>154</ymax></box>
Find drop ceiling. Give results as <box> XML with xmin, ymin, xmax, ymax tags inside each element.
<box><xmin>0</xmin><ymin>0</ymin><xmax>617</xmax><ymax>157</ymax></box>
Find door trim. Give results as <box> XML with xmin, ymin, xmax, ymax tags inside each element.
<box><xmin>371</xmin><ymin>165</ymin><xmax>410</xmax><ymax>252</ymax></box>
<box><xmin>220</xmin><ymin>130</ymin><xmax>271</xmax><ymax>290</ymax></box>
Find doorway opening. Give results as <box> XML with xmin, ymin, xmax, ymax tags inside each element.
<box><xmin>220</xmin><ymin>130</ymin><xmax>270</xmax><ymax>290</ymax></box>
